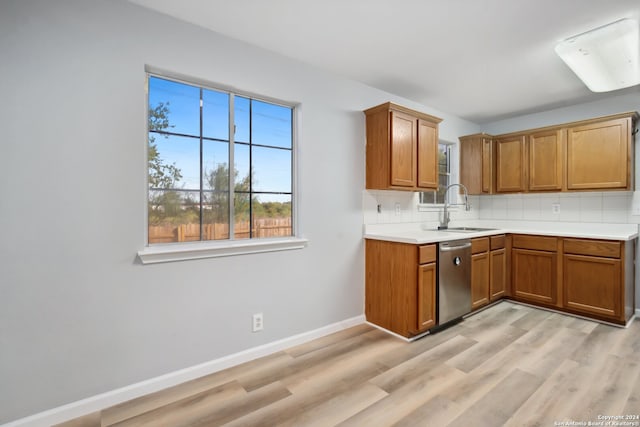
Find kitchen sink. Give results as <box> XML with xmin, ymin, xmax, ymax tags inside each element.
<box><xmin>436</xmin><ymin>227</ymin><xmax>497</xmax><ymax>233</ymax></box>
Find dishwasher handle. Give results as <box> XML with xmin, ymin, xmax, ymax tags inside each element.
<box><xmin>439</xmin><ymin>242</ymin><xmax>472</xmax><ymax>252</ymax></box>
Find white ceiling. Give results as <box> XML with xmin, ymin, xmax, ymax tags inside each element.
<box><xmin>128</xmin><ymin>0</ymin><xmax>640</xmax><ymax>124</ymax></box>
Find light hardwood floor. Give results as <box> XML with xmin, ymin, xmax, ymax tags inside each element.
<box><xmin>58</xmin><ymin>302</ymin><xmax>640</xmax><ymax>427</ymax></box>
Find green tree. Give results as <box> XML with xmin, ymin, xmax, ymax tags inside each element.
<box><xmin>205</xmin><ymin>163</ymin><xmax>230</xmax><ymax>224</ymax></box>
<box><xmin>258</xmin><ymin>201</ymin><xmax>292</xmax><ymax>218</ymax></box>
<box><xmin>147</xmin><ymin>102</ymin><xmax>189</xmax><ymax>227</ymax></box>
<box><xmin>148</xmin><ymin>102</ymin><xmax>182</xmax><ymax>189</ymax></box>
<box><xmin>204</xmin><ymin>163</ymin><xmax>252</xmax><ymax>223</ymax></box>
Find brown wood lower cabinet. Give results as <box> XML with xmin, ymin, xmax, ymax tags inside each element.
<box><xmin>418</xmin><ymin>262</ymin><xmax>437</xmax><ymax>330</ymax></box>
<box><xmin>510</xmin><ymin>235</ymin><xmax>633</xmax><ymax>325</ymax></box>
<box><xmin>490</xmin><ymin>235</ymin><xmax>507</xmax><ymax>301</ymax></box>
<box><xmin>471</xmin><ymin>238</ymin><xmax>490</xmax><ymax>310</ymax></box>
<box><xmin>511</xmin><ymin>235</ymin><xmax>559</xmax><ymax>306</ymax></box>
<box><xmin>471</xmin><ymin>235</ymin><xmax>507</xmax><ymax>311</ymax></box>
<box><xmin>562</xmin><ymin>238</ymin><xmax>632</xmax><ymax>323</ymax></box>
<box><xmin>471</xmin><ymin>251</ymin><xmax>490</xmax><ymax>310</ymax></box>
<box><xmin>512</xmin><ymin>248</ymin><xmax>557</xmax><ymax>305</ymax></box>
<box><xmin>365</xmin><ymin>239</ymin><xmax>436</xmax><ymax>337</ymax></box>
<box><xmin>489</xmin><ymin>248</ymin><xmax>506</xmax><ymax>300</ymax></box>
<box><xmin>365</xmin><ymin>233</ymin><xmax>634</xmax><ymax>338</ymax></box>
<box><xmin>563</xmin><ymin>254</ymin><xmax>620</xmax><ymax>318</ymax></box>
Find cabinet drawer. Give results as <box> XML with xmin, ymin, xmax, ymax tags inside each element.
<box><xmin>419</xmin><ymin>244</ymin><xmax>437</xmax><ymax>264</ymax></box>
<box><xmin>471</xmin><ymin>237</ymin><xmax>489</xmax><ymax>254</ymax></box>
<box><xmin>563</xmin><ymin>239</ymin><xmax>621</xmax><ymax>258</ymax></box>
<box><xmin>512</xmin><ymin>234</ymin><xmax>557</xmax><ymax>252</ymax></box>
<box><xmin>490</xmin><ymin>234</ymin><xmax>506</xmax><ymax>250</ymax></box>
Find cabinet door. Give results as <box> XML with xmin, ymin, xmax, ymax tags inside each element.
<box><xmin>490</xmin><ymin>248</ymin><xmax>506</xmax><ymax>300</ymax></box>
<box><xmin>482</xmin><ymin>138</ymin><xmax>493</xmax><ymax>193</ymax></box>
<box><xmin>390</xmin><ymin>111</ymin><xmax>417</xmax><ymax>188</ymax></box>
<box><xmin>460</xmin><ymin>135</ymin><xmax>493</xmax><ymax>195</ymax></box>
<box><xmin>563</xmin><ymin>254</ymin><xmax>621</xmax><ymax>319</ymax></box>
<box><xmin>529</xmin><ymin>129</ymin><xmax>564</xmax><ymax>191</ymax></box>
<box><xmin>417</xmin><ymin>119</ymin><xmax>438</xmax><ymax>189</ymax></box>
<box><xmin>471</xmin><ymin>252</ymin><xmax>490</xmax><ymax>310</ymax></box>
<box><xmin>417</xmin><ymin>262</ymin><xmax>436</xmax><ymax>331</ymax></box>
<box><xmin>566</xmin><ymin>117</ymin><xmax>630</xmax><ymax>190</ymax></box>
<box><xmin>460</xmin><ymin>135</ymin><xmax>483</xmax><ymax>194</ymax></box>
<box><xmin>512</xmin><ymin>248</ymin><xmax>557</xmax><ymax>305</ymax></box>
<box><xmin>496</xmin><ymin>135</ymin><xmax>526</xmax><ymax>192</ymax></box>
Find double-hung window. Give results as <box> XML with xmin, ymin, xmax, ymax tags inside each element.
<box><xmin>146</xmin><ymin>74</ymin><xmax>295</xmax><ymax>246</ymax></box>
<box><xmin>419</xmin><ymin>143</ymin><xmax>452</xmax><ymax>204</ymax></box>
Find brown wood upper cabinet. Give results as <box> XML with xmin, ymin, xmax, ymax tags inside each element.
<box><xmin>495</xmin><ymin>135</ymin><xmax>527</xmax><ymax>193</ymax></box>
<box><xmin>529</xmin><ymin>128</ymin><xmax>564</xmax><ymax>191</ymax></box>
<box><xmin>460</xmin><ymin>112</ymin><xmax>637</xmax><ymax>194</ymax></box>
<box><xmin>459</xmin><ymin>133</ymin><xmax>493</xmax><ymax>194</ymax></box>
<box><xmin>365</xmin><ymin>102</ymin><xmax>442</xmax><ymax>191</ymax></box>
<box><xmin>566</xmin><ymin>116</ymin><xmax>633</xmax><ymax>190</ymax></box>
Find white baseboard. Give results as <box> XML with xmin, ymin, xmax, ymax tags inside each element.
<box><xmin>636</xmin><ymin>308</ymin><xmax>640</xmax><ymax>318</ymax></box>
<box><xmin>2</xmin><ymin>315</ymin><xmax>365</xmax><ymax>427</ymax></box>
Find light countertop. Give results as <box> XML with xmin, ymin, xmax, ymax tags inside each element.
<box><xmin>363</xmin><ymin>220</ymin><xmax>639</xmax><ymax>244</ymax></box>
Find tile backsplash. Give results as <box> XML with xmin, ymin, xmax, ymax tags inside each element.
<box><xmin>363</xmin><ymin>190</ymin><xmax>480</xmax><ymax>226</ymax></box>
<box><xmin>478</xmin><ymin>191</ymin><xmax>640</xmax><ymax>224</ymax></box>
<box><xmin>363</xmin><ymin>190</ymin><xmax>640</xmax><ymax>225</ymax></box>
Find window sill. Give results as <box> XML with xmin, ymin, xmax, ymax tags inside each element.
<box><xmin>417</xmin><ymin>204</ymin><xmax>460</xmax><ymax>213</ymax></box>
<box><xmin>137</xmin><ymin>237</ymin><xmax>308</xmax><ymax>264</ymax></box>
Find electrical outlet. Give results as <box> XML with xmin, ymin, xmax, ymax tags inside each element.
<box><xmin>551</xmin><ymin>203</ymin><xmax>560</xmax><ymax>214</ymax></box>
<box><xmin>395</xmin><ymin>203</ymin><xmax>401</xmax><ymax>216</ymax></box>
<box><xmin>252</xmin><ymin>313</ymin><xmax>263</xmax><ymax>332</ymax></box>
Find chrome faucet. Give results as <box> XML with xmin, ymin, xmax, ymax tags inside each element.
<box><xmin>438</xmin><ymin>183</ymin><xmax>471</xmax><ymax>230</ymax></box>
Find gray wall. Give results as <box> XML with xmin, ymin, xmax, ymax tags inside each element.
<box><xmin>0</xmin><ymin>0</ymin><xmax>478</xmax><ymax>422</ymax></box>
<box><xmin>482</xmin><ymin>91</ymin><xmax>640</xmax><ymax>135</ymax></box>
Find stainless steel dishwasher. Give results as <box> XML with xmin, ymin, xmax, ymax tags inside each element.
<box><xmin>438</xmin><ymin>239</ymin><xmax>472</xmax><ymax>325</ymax></box>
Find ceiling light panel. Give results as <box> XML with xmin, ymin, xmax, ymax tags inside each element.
<box><xmin>555</xmin><ymin>18</ymin><xmax>640</xmax><ymax>92</ymax></box>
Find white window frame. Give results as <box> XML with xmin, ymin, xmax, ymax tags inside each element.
<box><xmin>138</xmin><ymin>66</ymin><xmax>307</xmax><ymax>264</ymax></box>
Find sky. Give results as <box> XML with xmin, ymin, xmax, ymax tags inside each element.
<box><xmin>148</xmin><ymin>76</ymin><xmax>293</xmax><ymax>203</ymax></box>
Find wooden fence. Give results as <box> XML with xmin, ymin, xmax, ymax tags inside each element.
<box><xmin>148</xmin><ymin>217</ymin><xmax>292</xmax><ymax>243</ymax></box>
